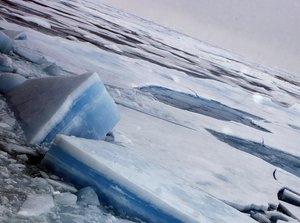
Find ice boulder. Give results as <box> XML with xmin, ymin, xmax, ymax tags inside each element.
<box><xmin>76</xmin><ymin>187</ymin><xmax>100</xmax><ymax>206</ymax></box>
<box><xmin>8</xmin><ymin>72</ymin><xmax>119</xmax><ymax>144</ymax></box>
<box><xmin>0</xmin><ymin>31</ymin><xmax>13</xmax><ymax>54</ymax></box>
<box><xmin>18</xmin><ymin>194</ymin><xmax>54</xmax><ymax>216</ymax></box>
<box><xmin>42</xmin><ymin>134</ymin><xmax>255</xmax><ymax>223</ymax></box>
<box><xmin>0</xmin><ymin>54</ymin><xmax>14</xmax><ymax>72</ymax></box>
<box><xmin>0</xmin><ymin>73</ymin><xmax>27</xmax><ymax>93</ymax></box>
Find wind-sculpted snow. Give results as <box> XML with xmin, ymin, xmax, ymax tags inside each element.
<box><xmin>0</xmin><ymin>73</ymin><xmax>26</xmax><ymax>93</ymax></box>
<box><xmin>140</xmin><ymin>85</ymin><xmax>270</xmax><ymax>132</ymax></box>
<box><xmin>207</xmin><ymin>129</ymin><xmax>300</xmax><ymax>178</ymax></box>
<box><xmin>0</xmin><ymin>96</ymin><xmax>131</xmax><ymax>222</ymax></box>
<box><xmin>0</xmin><ymin>31</ymin><xmax>13</xmax><ymax>53</ymax></box>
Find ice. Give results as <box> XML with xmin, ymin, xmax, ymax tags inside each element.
<box><xmin>76</xmin><ymin>187</ymin><xmax>100</xmax><ymax>206</ymax></box>
<box><xmin>0</xmin><ymin>1</ymin><xmax>300</xmax><ymax>222</ymax></box>
<box><xmin>43</xmin><ymin>63</ymin><xmax>63</xmax><ymax>76</ymax></box>
<box><xmin>0</xmin><ymin>31</ymin><xmax>13</xmax><ymax>53</ymax></box>
<box><xmin>54</xmin><ymin>192</ymin><xmax>77</xmax><ymax>206</ymax></box>
<box><xmin>8</xmin><ymin>72</ymin><xmax>120</xmax><ymax>144</ymax></box>
<box><xmin>18</xmin><ymin>194</ymin><xmax>54</xmax><ymax>216</ymax></box>
<box><xmin>13</xmin><ymin>45</ymin><xmax>47</xmax><ymax>64</ymax></box>
<box><xmin>0</xmin><ymin>54</ymin><xmax>14</xmax><ymax>72</ymax></box>
<box><xmin>278</xmin><ymin>188</ymin><xmax>300</xmax><ymax>207</ymax></box>
<box><xmin>42</xmin><ymin>134</ymin><xmax>255</xmax><ymax>223</ymax></box>
<box><xmin>0</xmin><ymin>73</ymin><xmax>27</xmax><ymax>93</ymax></box>
<box><xmin>1</xmin><ymin>30</ymin><xmax>27</xmax><ymax>40</ymax></box>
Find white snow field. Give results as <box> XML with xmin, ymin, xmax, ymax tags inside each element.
<box><xmin>0</xmin><ymin>0</ymin><xmax>300</xmax><ymax>222</ymax></box>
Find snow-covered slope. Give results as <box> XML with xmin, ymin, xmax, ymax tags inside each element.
<box><xmin>0</xmin><ymin>0</ymin><xmax>299</xmax><ymax>222</ymax></box>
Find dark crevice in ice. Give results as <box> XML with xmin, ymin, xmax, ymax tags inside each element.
<box><xmin>140</xmin><ymin>85</ymin><xmax>271</xmax><ymax>132</ymax></box>
<box><xmin>206</xmin><ymin>129</ymin><xmax>300</xmax><ymax>178</ymax></box>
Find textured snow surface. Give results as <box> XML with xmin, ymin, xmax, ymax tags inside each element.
<box><xmin>0</xmin><ymin>0</ymin><xmax>300</xmax><ymax>222</ymax></box>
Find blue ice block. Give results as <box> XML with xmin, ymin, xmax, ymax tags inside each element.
<box><xmin>8</xmin><ymin>72</ymin><xmax>119</xmax><ymax>144</ymax></box>
<box><xmin>42</xmin><ymin>135</ymin><xmax>253</xmax><ymax>223</ymax></box>
<box><xmin>0</xmin><ymin>31</ymin><xmax>13</xmax><ymax>54</ymax></box>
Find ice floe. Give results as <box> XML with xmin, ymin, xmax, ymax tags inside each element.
<box><xmin>7</xmin><ymin>72</ymin><xmax>119</xmax><ymax>144</ymax></box>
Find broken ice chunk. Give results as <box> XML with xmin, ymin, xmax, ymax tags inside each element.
<box><xmin>42</xmin><ymin>134</ymin><xmax>255</xmax><ymax>223</ymax></box>
<box><xmin>54</xmin><ymin>192</ymin><xmax>77</xmax><ymax>206</ymax></box>
<box><xmin>8</xmin><ymin>72</ymin><xmax>119</xmax><ymax>144</ymax></box>
<box><xmin>0</xmin><ymin>31</ymin><xmax>13</xmax><ymax>54</ymax></box>
<box><xmin>0</xmin><ymin>73</ymin><xmax>27</xmax><ymax>93</ymax></box>
<box><xmin>18</xmin><ymin>194</ymin><xmax>54</xmax><ymax>216</ymax></box>
<box><xmin>13</xmin><ymin>45</ymin><xmax>46</xmax><ymax>64</ymax></box>
<box><xmin>0</xmin><ymin>54</ymin><xmax>14</xmax><ymax>72</ymax></box>
<box><xmin>278</xmin><ymin>188</ymin><xmax>300</xmax><ymax>207</ymax></box>
<box><xmin>76</xmin><ymin>187</ymin><xmax>100</xmax><ymax>206</ymax></box>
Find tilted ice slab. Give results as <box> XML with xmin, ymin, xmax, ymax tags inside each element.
<box><xmin>8</xmin><ymin>72</ymin><xmax>119</xmax><ymax>144</ymax></box>
<box><xmin>42</xmin><ymin>134</ymin><xmax>255</xmax><ymax>223</ymax></box>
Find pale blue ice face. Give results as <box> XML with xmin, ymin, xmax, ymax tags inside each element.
<box><xmin>43</xmin><ymin>82</ymin><xmax>120</xmax><ymax>143</ymax></box>
<box><xmin>0</xmin><ymin>31</ymin><xmax>13</xmax><ymax>54</ymax></box>
<box><xmin>8</xmin><ymin>73</ymin><xmax>119</xmax><ymax>144</ymax></box>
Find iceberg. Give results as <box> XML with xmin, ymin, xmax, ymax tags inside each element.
<box><xmin>7</xmin><ymin>72</ymin><xmax>119</xmax><ymax>144</ymax></box>
<box><xmin>42</xmin><ymin>134</ymin><xmax>255</xmax><ymax>223</ymax></box>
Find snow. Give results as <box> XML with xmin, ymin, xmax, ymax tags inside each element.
<box><xmin>13</xmin><ymin>45</ymin><xmax>47</xmax><ymax>64</ymax></box>
<box><xmin>18</xmin><ymin>194</ymin><xmax>54</xmax><ymax>216</ymax></box>
<box><xmin>1</xmin><ymin>29</ymin><xmax>27</xmax><ymax>40</ymax></box>
<box><xmin>0</xmin><ymin>0</ymin><xmax>299</xmax><ymax>222</ymax></box>
<box><xmin>278</xmin><ymin>188</ymin><xmax>300</xmax><ymax>207</ymax></box>
<box><xmin>8</xmin><ymin>72</ymin><xmax>119</xmax><ymax>144</ymax></box>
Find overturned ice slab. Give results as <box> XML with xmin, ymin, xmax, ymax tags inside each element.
<box><xmin>42</xmin><ymin>135</ymin><xmax>255</xmax><ymax>223</ymax></box>
<box><xmin>8</xmin><ymin>73</ymin><xmax>119</xmax><ymax>144</ymax></box>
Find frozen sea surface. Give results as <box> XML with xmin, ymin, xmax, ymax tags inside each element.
<box><xmin>0</xmin><ymin>0</ymin><xmax>300</xmax><ymax>222</ymax></box>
